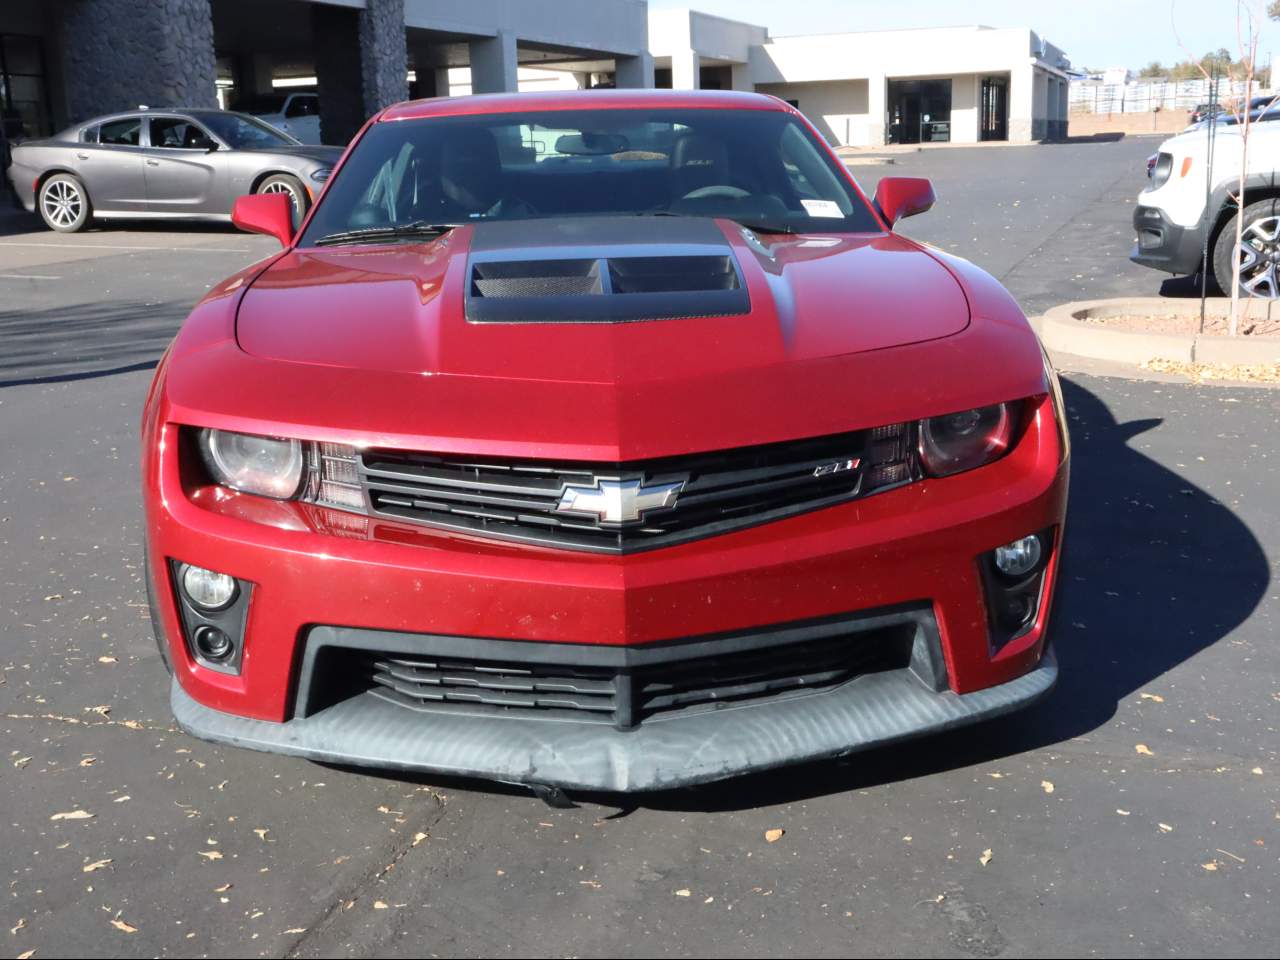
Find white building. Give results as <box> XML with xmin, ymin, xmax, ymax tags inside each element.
<box><xmin>648</xmin><ymin>10</ymin><xmax>1072</xmax><ymax>146</ymax></box>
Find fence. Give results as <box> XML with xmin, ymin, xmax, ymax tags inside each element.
<box><xmin>1069</xmin><ymin>77</ymin><xmax>1259</xmax><ymax>113</ymax></box>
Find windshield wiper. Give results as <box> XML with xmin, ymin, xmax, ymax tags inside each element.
<box><xmin>734</xmin><ymin>221</ymin><xmax>798</xmax><ymax>235</ymax></box>
<box><xmin>313</xmin><ymin>221</ymin><xmax>461</xmax><ymax>247</ymax></box>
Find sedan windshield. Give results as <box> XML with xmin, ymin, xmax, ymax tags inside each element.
<box><xmin>299</xmin><ymin>107</ymin><xmax>880</xmax><ymax>244</ymax></box>
<box><xmin>196</xmin><ymin>111</ymin><xmax>298</xmax><ymax>149</ymax></box>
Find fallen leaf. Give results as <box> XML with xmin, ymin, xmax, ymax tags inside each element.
<box><xmin>674</xmin><ymin>888</ymin><xmax>692</xmax><ymax>897</ymax></box>
<box><xmin>1041</xmin><ymin>780</ymin><xmax>1055</xmax><ymax>794</ymax></box>
<box><xmin>1135</xmin><ymin>744</ymin><xmax>1154</xmax><ymax>756</ymax></box>
<box><xmin>764</xmin><ymin>828</ymin><xmax>784</xmax><ymax>843</ymax></box>
<box><xmin>197</xmin><ymin>850</ymin><xmax>223</xmax><ymax>861</ymax></box>
<box><xmin>1158</xmin><ymin>823</ymin><xmax>1173</xmax><ymax>833</ymax></box>
<box><xmin>10</xmin><ymin>918</ymin><xmax>26</xmax><ymax>934</ymax></box>
<box><xmin>82</xmin><ymin>859</ymin><xmax>112</xmax><ymax>873</ymax></box>
<box><xmin>1202</xmin><ymin>862</ymin><xmax>1219</xmax><ymax>872</ymax></box>
<box><xmin>97</xmin><ymin>656</ymin><xmax>117</xmax><ymax>665</ymax></box>
<box><xmin>412</xmin><ymin>832</ymin><xmax>428</xmax><ymax>847</ymax></box>
<box><xmin>13</xmin><ymin>756</ymin><xmax>32</xmax><ymax>769</ymax></box>
<box><xmin>284</xmin><ymin>927</ymin><xmax>307</xmax><ymax>934</ymax></box>
<box><xmin>78</xmin><ymin>757</ymin><xmax>96</xmax><ymax>767</ymax></box>
<box><xmin>50</xmin><ymin>810</ymin><xmax>93</xmax><ymax>821</ymax></box>
<box><xmin>979</xmin><ymin>849</ymin><xmax>993</xmax><ymax>866</ymax></box>
<box><xmin>373</xmin><ymin>901</ymin><xmax>388</xmax><ymax>910</ymax></box>
<box><xmin>110</xmin><ymin>918</ymin><xmax>138</xmax><ymax>934</ymax></box>
<box><xmin>1116</xmin><ymin>809</ymin><xmax>1131</xmax><ymax>816</ymax></box>
<box><xmin>19</xmin><ymin>950</ymin><xmax>35</xmax><ymax>960</ymax></box>
<box><xmin>88</xmin><ymin>705</ymin><xmax>111</xmax><ymax>717</ymax></box>
<box><xmin>214</xmin><ymin>883</ymin><xmax>232</xmax><ymax>893</ymax></box>
<box><xmin>1139</xmin><ymin>692</ymin><xmax>1164</xmax><ymax>703</ymax></box>
<box><xmin>1252</xmin><ymin>767</ymin><xmax>1264</xmax><ymax>775</ymax></box>
<box><xmin>253</xmin><ymin>828</ymin><xmax>269</xmax><ymax>841</ymax></box>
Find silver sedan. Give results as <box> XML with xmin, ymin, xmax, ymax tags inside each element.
<box><xmin>6</xmin><ymin>109</ymin><xmax>342</xmax><ymax>232</ymax></box>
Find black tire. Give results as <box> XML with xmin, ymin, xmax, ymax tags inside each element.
<box><xmin>37</xmin><ymin>173</ymin><xmax>92</xmax><ymax>232</ymax></box>
<box><xmin>1212</xmin><ymin>196</ymin><xmax>1280</xmax><ymax>299</ymax></box>
<box><xmin>256</xmin><ymin>172</ymin><xmax>308</xmax><ymax>227</ymax></box>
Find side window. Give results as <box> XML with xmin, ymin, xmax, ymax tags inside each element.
<box><xmin>81</xmin><ymin>125</ymin><xmax>99</xmax><ymax>144</ymax></box>
<box><xmin>149</xmin><ymin>117</ymin><xmax>213</xmax><ymax>150</ymax></box>
<box><xmin>286</xmin><ymin>96</ymin><xmax>317</xmax><ymax>118</ymax></box>
<box><xmin>99</xmin><ymin>118</ymin><xmax>141</xmax><ymax>146</ymax></box>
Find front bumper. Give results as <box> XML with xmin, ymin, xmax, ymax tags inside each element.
<box><xmin>1130</xmin><ymin>203</ymin><xmax>1206</xmax><ymax>276</ymax></box>
<box><xmin>147</xmin><ymin>395</ymin><xmax>1068</xmax><ymax>792</ymax></box>
<box><xmin>171</xmin><ymin>644</ymin><xmax>1056</xmax><ymax>792</ymax></box>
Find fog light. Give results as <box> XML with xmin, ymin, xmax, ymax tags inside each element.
<box><xmin>193</xmin><ymin>625</ymin><xmax>234</xmax><ymax>662</ymax></box>
<box><xmin>181</xmin><ymin>564</ymin><xmax>237</xmax><ymax>610</ymax></box>
<box><xmin>993</xmin><ymin>535</ymin><xmax>1043</xmax><ymax>577</ymax></box>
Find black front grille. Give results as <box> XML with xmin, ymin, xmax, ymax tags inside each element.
<box><xmin>361</xmin><ymin>425</ymin><xmax>917</xmax><ymax>553</ymax></box>
<box><xmin>354</xmin><ymin>618</ymin><xmax>921</xmax><ymax>729</ymax></box>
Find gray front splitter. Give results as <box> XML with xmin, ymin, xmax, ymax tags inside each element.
<box><xmin>170</xmin><ymin>649</ymin><xmax>1056</xmax><ymax>793</ymax></box>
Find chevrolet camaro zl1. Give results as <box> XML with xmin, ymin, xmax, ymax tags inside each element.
<box><xmin>142</xmin><ymin>90</ymin><xmax>1069</xmax><ymax>795</ymax></box>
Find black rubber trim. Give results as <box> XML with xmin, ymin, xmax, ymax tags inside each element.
<box><xmin>170</xmin><ymin>646</ymin><xmax>1056</xmax><ymax>792</ymax></box>
<box><xmin>1130</xmin><ymin>204</ymin><xmax>1205</xmax><ymax>275</ymax></box>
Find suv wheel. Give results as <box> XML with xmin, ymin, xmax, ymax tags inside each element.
<box><xmin>1213</xmin><ymin>197</ymin><xmax>1280</xmax><ymax>299</ymax></box>
<box><xmin>38</xmin><ymin>173</ymin><xmax>92</xmax><ymax>232</ymax></box>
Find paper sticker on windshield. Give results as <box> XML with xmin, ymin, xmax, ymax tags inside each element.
<box><xmin>801</xmin><ymin>199</ymin><xmax>844</xmax><ymax>218</ymax></box>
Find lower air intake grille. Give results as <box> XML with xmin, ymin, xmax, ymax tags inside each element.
<box><xmin>345</xmin><ymin>615</ymin><xmax>922</xmax><ymax>730</ymax></box>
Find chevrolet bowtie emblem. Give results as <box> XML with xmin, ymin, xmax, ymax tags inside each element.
<box><xmin>556</xmin><ymin>477</ymin><xmax>685</xmax><ymax>525</ymax></box>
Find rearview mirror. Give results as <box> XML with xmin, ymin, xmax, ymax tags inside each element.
<box><xmin>231</xmin><ymin>193</ymin><xmax>294</xmax><ymax>248</ymax></box>
<box><xmin>873</xmin><ymin>177</ymin><xmax>936</xmax><ymax>227</ymax></box>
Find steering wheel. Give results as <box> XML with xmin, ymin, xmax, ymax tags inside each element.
<box><xmin>681</xmin><ymin>185</ymin><xmax>752</xmax><ymax>200</ymax></box>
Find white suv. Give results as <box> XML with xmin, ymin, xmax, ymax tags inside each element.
<box><xmin>244</xmin><ymin>92</ymin><xmax>322</xmax><ymax>145</ymax></box>
<box><xmin>1132</xmin><ymin>119</ymin><xmax>1280</xmax><ymax>297</ymax></box>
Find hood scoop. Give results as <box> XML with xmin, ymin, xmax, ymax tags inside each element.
<box><xmin>465</xmin><ymin>217</ymin><xmax>750</xmax><ymax>324</ymax></box>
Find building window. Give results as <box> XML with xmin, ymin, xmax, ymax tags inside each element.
<box><xmin>0</xmin><ymin>33</ymin><xmax>52</xmax><ymax>139</ymax></box>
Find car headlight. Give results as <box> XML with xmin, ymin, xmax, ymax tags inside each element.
<box><xmin>1150</xmin><ymin>152</ymin><xmax>1174</xmax><ymax>188</ymax></box>
<box><xmin>198</xmin><ymin>428</ymin><xmax>305</xmax><ymax>499</ymax></box>
<box><xmin>309</xmin><ymin>168</ymin><xmax>332</xmax><ymax>183</ymax></box>
<box><xmin>918</xmin><ymin>403</ymin><xmax>1014</xmax><ymax>477</ymax></box>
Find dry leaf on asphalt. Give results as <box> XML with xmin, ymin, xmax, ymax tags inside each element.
<box><xmin>197</xmin><ymin>850</ymin><xmax>223</xmax><ymax>861</ymax></box>
<box><xmin>253</xmin><ymin>828</ymin><xmax>269</xmax><ymax>841</ymax></box>
<box><xmin>50</xmin><ymin>810</ymin><xmax>93</xmax><ymax>821</ymax></box>
<box><xmin>373</xmin><ymin>901</ymin><xmax>389</xmax><ymax>910</ymax></box>
<box><xmin>110</xmin><ymin>918</ymin><xmax>138</xmax><ymax>934</ymax></box>
<box><xmin>674</xmin><ymin>888</ymin><xmax>692</xmax><ymax>897</ymax></box>
<box><xmin>979</xmin><ymin>849</ymin><xmax>993</xmax><ymax>866</ymax></box>
<box><xmin>1135</xmin><ymin>744</ymin><xmax>1154</xmax><ymax>756</ymax></box>
<box><xmin>1041</xmin><ymin>780</ymin><xmax>1055</xmax><ymax>794</ymax></box>
<box><xmin>1139</xmin><ymin>692</ymin><xmax>1164</xmax><ymax>703</ymax></box>
<box><xmin>82</xmin><ymin>859</ymin><xmax>112</xmax><ymax>873</ymax></box>
<box><xmin>764</xmin><ymin>828</ymin><xmax>784</xmax><ymax>843</ymax></box>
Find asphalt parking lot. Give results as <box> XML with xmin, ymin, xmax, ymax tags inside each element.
<box><xmin>2</xmin><ymin>136</ymin><xmax>1277</xmax><ymax>958</ymax></box>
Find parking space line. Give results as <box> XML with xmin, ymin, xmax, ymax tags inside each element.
<box><xmin>0</xmin><ymin>273</ymin><xmax>61</xmax><ymax>279</ymax></box>
<box><xmin>0</xmin><ymin>241</ymin><xmax>260</xmax><ymax>253</ymax></box>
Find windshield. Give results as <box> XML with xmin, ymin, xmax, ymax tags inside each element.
<box><xmin>299</xmin><ymin>107</ymin><xmax>881</xmax><ymax>244</ymax></box>
<box><xmin>196</xmin><ymin>111</ymin><xmax>297</xmax><ymax>149</ymax></box>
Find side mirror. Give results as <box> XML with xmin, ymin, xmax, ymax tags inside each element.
<box><xmin>873</xmin><ymin>177</ymin><xmax>937</xmax><ymax>228</ymax></box>
<box><xmin>204</xmin><ymin>141</ymin><xmax>219</xmax><ymax>153</ymax></box>
<box><xmin>231</xmin><ymin>193</ymin><xmax>294</xmax><ymax>248</ymax></box>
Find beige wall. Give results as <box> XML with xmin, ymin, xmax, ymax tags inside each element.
<box><xmin>756</xmin><ymin>79</ymin><xmax>870</xmax><ymax>146</ymax></box>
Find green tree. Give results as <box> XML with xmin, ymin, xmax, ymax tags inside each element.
<box><xmin>1138</xmin><ymin>61</ymin><xmax>1166</xmax><ymax>77</ymax></box>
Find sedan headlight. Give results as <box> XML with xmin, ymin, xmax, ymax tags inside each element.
<box><xmin>198</xmin><ymin>428</ymin><xmax>305</xmax><ymax>499</ymax></box>
<box><xmin>918</xmin><ymin>403</ymin><xmax>1014</xmax><ymax>477</ymax></box>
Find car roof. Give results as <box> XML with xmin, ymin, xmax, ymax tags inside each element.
<box><xmin>379</xmin><ymin>88</ymin><xmax>790</xmax><ymax>123</ymax></box>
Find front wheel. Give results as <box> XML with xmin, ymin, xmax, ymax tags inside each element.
<box><xmin>38</xmin><ymin>173</ymin><xmax>92</xmax><ymax>232</ymax></box>
<box><xmin>257</xmin><ymin>173</ymin><xmax>308</xmax><ymax>226</ymax></box>
<box><xmin>1212</xmin><ymin>197</ymin><xmax>1280</xmax><ymax>299</ymax></box>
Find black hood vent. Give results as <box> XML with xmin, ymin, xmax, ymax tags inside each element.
<box><xmin>465</xmin><ymin>217</ymin><xmax>750</xmax><ymax>324</ymax></box>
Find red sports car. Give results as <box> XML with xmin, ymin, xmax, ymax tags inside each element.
<box><xmin>142</xmin><ymin>90</ymin><xmax>1069</xmax><ymax>795</ymax></box>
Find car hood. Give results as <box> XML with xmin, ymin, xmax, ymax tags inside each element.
<box><xmin>237</xmin><ymin>216</ymin><xmax>969</xmax><ymax>381</ymax></box>
<box><xmin>236</xmin><ymin>144</ymin><xmax>342</xmax><ymax>164</ymax></box>
<box><xmin>219</xmin><ymin>217</ymin><xmax>992</xmax><ymax>457</ymax></box>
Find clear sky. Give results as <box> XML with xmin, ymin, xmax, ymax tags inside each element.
<box><xmin>646</xmin><ymin>0</ymin><xmax>1280</xmax><ymax>74</ymax></box>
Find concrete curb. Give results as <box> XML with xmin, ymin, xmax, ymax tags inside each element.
<box><xmin>1033</xmin><ymin>298</ymin><xmax>1280</xmax><ymax>366</ymax></box>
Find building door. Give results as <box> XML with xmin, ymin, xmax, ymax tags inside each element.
<box><xmin>980</xmin><ymin>76</ymin><xmax>1009</xmax><ymax>141</ymax></box>
<box><xmin>0</xmin><ymin>33</ymin><xmax>52</xmax><ymax>140</ymax></box>
<box><xmin>887</xmin><ymin>79</ymin><xmax>952</xmax><ymax>144</ymax></box>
